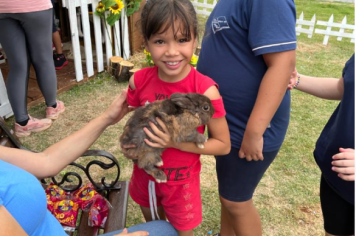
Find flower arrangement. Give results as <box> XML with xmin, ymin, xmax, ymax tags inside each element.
<box><xmin>95</xmin><ymin>0</ymin><xmax>125</xmax><ymax>26</ymax></box>
<box><xmin>143</xmin><ymin>50</ymin><xmax>199</xmax><ymax>68</ymax></box>
<box><xmin>95</xmin><ymin>0</ymin><xmax>142</xmax><ymax>26</ymax></box>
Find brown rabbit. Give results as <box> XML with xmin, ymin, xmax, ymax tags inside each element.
<box><xmin>119</xmin><ymin>93</ymin><xmax>215</xmax><ymax>183</ymax></box>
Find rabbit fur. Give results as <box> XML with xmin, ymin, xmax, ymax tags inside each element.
<box><xmin>119</xmin><ymin>93</ymin><xmax>215</xmax><ymax>183</ymax></box>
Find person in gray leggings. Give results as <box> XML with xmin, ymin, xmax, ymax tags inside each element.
<box><xmin>0</xmin><ymin>8</ymin><xmax>65</xmax><ymax>137</ymax></box>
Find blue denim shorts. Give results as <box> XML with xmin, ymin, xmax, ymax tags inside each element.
<box><xmin>215</xmin><ymin>147</ymin><xmax>279</xmax><ymax>202</ymax></box>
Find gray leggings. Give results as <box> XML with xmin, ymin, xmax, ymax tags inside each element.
<box><xmin>0</xmin><ymin>9</ymin><xmax>57</xmax><ymax>123</ymax></box>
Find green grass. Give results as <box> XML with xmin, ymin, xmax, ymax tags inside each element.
<box><xmin>6</xmin><ymin>1</ymin><xmax>354</xmax><ymax>235</ymax></box>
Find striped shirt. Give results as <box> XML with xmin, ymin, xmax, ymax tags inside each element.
<box><xmin>0</xmin><ymin>0</ymin><xmax>52</xmax><ymax>13</ymax></box>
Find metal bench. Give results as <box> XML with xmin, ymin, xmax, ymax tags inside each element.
<box><xmin>0</xmin><ymin>116</ymin><xmax>129</xmax><ymax>235</ymax></box>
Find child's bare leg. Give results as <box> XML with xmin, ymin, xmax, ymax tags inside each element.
<box><xmin>52</xmin><ymin>31</ymin><xmax>63</xmax><ymax>54</ymax></box>
<box><xmin>140</xmin><ymin>205</ymin><xmax>166</xmax><ymax>222</ymax></box>
<box><xmin>220</xmin><ymin>202</ymin><xmax>236</xmax><ymax>236</ymax></box>
<box><xmin>177</xmin><ymin>229</ymin><xmax>194</xmax><ymax>236</ymax></box>
<box><xmin>220</xmin><ymin>196</ymin><xmax>261</xmax><ymax>236</ymax></box>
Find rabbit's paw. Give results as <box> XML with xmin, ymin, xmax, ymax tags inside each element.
<box><xmin>195</xmin><ymin>134</ymin><xmax>207</xmax><ymax>144</ymax></box>
<box><xmin>153</xmin><ymin>170</ymin><xmax>167</xmax><ymax>183</ymax></box>
<box><xmin>196</xmin><ymin>143</ymin><xmax>205</xmax><ymax>149</ymax></box>
<box><xmin>155</xmin><ymin>161</ymin><xmax>164</xmax><ymax>167</ymax></box>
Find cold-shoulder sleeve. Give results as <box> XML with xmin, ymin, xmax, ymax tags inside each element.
<box><xmin>211</xmin><ymin>97</ymin><xmax>226</xmax><ymax>118</ymax></box>
<box><xmin>127</xmin><ymin>69</ymin><xmax>144</xmax><ymax>107</ymax></box>
<box><xmin>195</xmin><ymin>70</ymin><xmax>226</xmax><ymax>118</ymax></box>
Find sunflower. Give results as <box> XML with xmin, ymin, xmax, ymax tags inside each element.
<box><xmin>109</xmin><ymin>0</ymin><xmax>125</xmax><ymax>15</ymax></box>
<box><xmin>96</xmin><ymin>2</ymin><xmax>105</xmax><ymax>13</ymax></box>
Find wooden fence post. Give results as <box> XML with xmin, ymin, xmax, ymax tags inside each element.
<box><xmin>92</xmin><ymin>0</ymin><xmax>104</xmax><ymax>73</ymax></box>
<box><xmin>67</xmin><ymin>0</ymin><xmax>84</xmax><ymax>81</ymax></box>
<box><xmin>114</xmin><ymin>20</ymin><xmax>122</xmax><ymax>58</ymax></box>
<box><xmin>121</xmin><ymin>6</ymin><xmax>130</xmax><ymax>60</ymax></box>
<box><xmin>337</xmin><ymin>16</ymin><xmax>346</xmax><ymax>41</ymax></box>
<box><xmin>80</xmin><ymin>0</ymin><xmax>94</xmax><ymax>77</ymax></box>
<box><xmin>322</xmin><ymin>14</ymin><xmax>333</xmax><ymax>45</ymax></box>
<box><xmin>104</xmin><ymin>11</ymin><xmax>113</xmax><ymax>67</ymax></box>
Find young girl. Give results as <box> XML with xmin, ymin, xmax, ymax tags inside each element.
<box><xmin>125</xmin><ymin>0</ymin><xmax>231</xmax><ymax>235</ymax></box>
<box><xmin>290</xmin><ymin>54</ymin><xmax>354</xmax><ymax>236</ymax></box>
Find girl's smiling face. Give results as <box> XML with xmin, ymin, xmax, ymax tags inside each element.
<box><xmin>145</xmin><ymin>21</ymin><xmax>197</xmax><ymax>83</ymax></box>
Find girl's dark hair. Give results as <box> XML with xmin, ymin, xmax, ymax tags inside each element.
<box><xmin>140</xmin><ymin>0</ymin><xmax>198</xmax><ymax>42</ymax></box>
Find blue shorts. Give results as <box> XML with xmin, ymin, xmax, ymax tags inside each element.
<box><xmin>215</xmin><ymin>147</ymin><xmax>279</xmax><ymax>202</ymax></box>
<box><xmin>320</xmin><ymin>175</ymin><xmax>354</xmax><ymax>235</ymax></box>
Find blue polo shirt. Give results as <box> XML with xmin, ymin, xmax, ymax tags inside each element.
<box><xmin>314</xmin><ymin>54</ymin><xmax>355</xmax><ymax>205</ymax></box>
<box><xmin>197</xmin><ymin>0</ymin><xmax>297</xmax><ymax>151</ymax></box>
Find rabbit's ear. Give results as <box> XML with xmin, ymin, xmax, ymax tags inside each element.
<box><xmin>170</xmin><ymin>93</ymin><xmax>195</xmax><ymax>110</ymax></box>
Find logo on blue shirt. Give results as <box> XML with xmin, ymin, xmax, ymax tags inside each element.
<box><xmin>212</xmin><ymin>16</ymin><xmax>230</xmax><ymax>34</ymax></box>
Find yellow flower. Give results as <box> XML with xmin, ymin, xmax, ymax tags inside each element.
<box><xmin>96</xmin><ymin>2</ymin><xmax>105</xmax><ymax>13</ymax></box>
<box><xmin>144</xmin><ymin>49</ymin><xmax>151</xmax><ymax>57</ymax></box>
<box><xmin>190</xmin><ymin>54</ymin><xmax>198</xmax><ymax>66</ymax></box>
<box><xmin>109</xmin><ymin>0</ymin><xmax>125</xmax><ymax>15</ymax></box>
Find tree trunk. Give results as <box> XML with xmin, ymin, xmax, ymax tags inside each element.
<box><xmin>116</xmin><ymin>61</ymin><xmax>134</xmax><ymax>82</ymax></box>
<box><xmin>110</xmin><ymin>56</ymin><xmax>124</xmax><ymax>79</ymax></box>
<box><xmin>129</xmin><ymin>68</ymin><xmax>140</xmax><ymax>77</ymax></box>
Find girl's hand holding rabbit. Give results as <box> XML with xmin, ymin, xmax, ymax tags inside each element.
<box><xmin>143</xmin><ymin>118</ymin><xmax>176</xmax><ymax>149</ymax></box>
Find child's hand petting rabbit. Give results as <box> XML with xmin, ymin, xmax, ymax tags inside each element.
<box><xmin>119</xmin><ymin>93</ymin><xmax>214</xmax><ymax>183</ymax></box>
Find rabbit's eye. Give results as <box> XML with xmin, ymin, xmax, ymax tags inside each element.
<box><xmin>202</xmin><ymin>104</ymin><xmax>210</xmax><ymax>111</ymax></box>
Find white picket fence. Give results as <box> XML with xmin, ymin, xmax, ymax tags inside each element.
<box><xmin>296</xmin><ymin>12</ymin><xmax>355</xmax><ymax>45</ymax></box>
<box><xmin>191</xmin><ymin>0</ymin><xmax>217</xmax><ymax>16</ymax></box>
<box><xmin>61</xmin><ymin>0</ymin><xmax>130</xmax><ymax>82</ymax></box>
<box><xmin>296</xmin><ymin>12</ymin><xmax>316</xmax><ymax>38</ymax></box>
<box><xmin>0</xmin><ymin>70</ymin><xmax>13</xmax><ymax>118</ymax></box>
<box><xmin>190</xmin><ymin>0</ymin><xmax>355</xmax><ymax>46</ymax></box>
<box><xmin>315</xmin><ymin>15</ymin><xmax>355</xmax><ymax>45</ymax></box>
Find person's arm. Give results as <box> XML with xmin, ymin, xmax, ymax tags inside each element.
<box><xmin>129</xmin><ymin>74</ymin><xmax>136</xmax><ymax>90</ymax></box>
<box><xmin>143</xmin><ymin>86</ymin><xmax>231</xmax><ymax>156</ymax></box>
<box><xmin>0</xmin><ymin>90</ymin><xmax>131</xmax><ymax>179</ymax></box>
<box><xmin>239</xmin><ymin>50</ymin><xmax>295</xmax><ymax>161</ymax></box>
<box><xmin>0</xmin><ymin>205</ymin><xmax>28</xmax><ymax>236</ymax></box>
<box><xmin>332</xmin><ymin>148</ymin><xmax>355</xmax><ymax>181</ymax></box>
<box><xmin>290</xmin><ymin>71</ymin><xmax>344</xmax><ymax>100</ymax></box>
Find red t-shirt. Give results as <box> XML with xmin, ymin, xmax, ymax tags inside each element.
<box><xmin>127</xmin><ymin>66</ymin><xmax>226</xmax><ymax>185</ymax></box>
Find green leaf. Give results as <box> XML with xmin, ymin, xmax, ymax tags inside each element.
<box><xmin>104</xmin><ymin>0</ymin><xmax>116</xmax><ymax>8</ymax></box>
<box><xmin>134</xmin><ymin>1</ymin><xmax>140</xmax><ymax>9</ymax></box>
<box><xmin>126</xmin><ymin>8</ymin><xmax>135</xmax><ymax>17</ymax></box>
<box><xmin>107</xmin><ymin>13</ymin><xmax>121</xmax><ymax>26</ymax></box>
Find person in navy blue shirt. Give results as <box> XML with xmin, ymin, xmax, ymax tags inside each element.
<box><xmin>290</xmin><ymin>54</ymin><xmax>354</xmax><ymax>236</ymax></box>
<box><xmin>197</xmin><ymin>0</ymin><xmax>296</xmax><ymax>235</ymax></box>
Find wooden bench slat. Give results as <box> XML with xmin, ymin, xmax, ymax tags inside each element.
<box><xmin>77</xmin><ymin>211</ymin><xmax>97</xmax><ymax>236</ymax></box>
<box><xmin>104</xmin><ymin>181</ymin><xmax>129</xmax><ymax>233</ymax></box>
